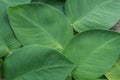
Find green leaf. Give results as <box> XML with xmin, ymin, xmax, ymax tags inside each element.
<box><xmin>65</xmin><ymin>0</ymin><xmax>120</xmax><ymax>32</ymax></box>
<box><xmin>66</xmin><ymin>75</ymin><xmax>72</xmax><ymax>80</ymax></box>
<box><xmin>106</xmin><ymin>57</ymin><xmax>120</xmax><ymax>80</ymax></box>
<box><xmin>98</xmin><ymin>75</ymin><xmax>108</xmax><ymax>80</ymax></box>
<box><xmin>2</xmin><ymin>0</ymin><xmax>31</xmax><ymax>6</ymax></box>
<box><xmin>32</xmin><ymin>0</ymin><xmax>65</xmax><ymax>10</ymax></box>
<box><xmin>0</xmin><ymin>0</ymin><xmax>22</xmax><ymax>49</ymax></box>
<box><xmin>63</xmin><ymin>30</ymin><xmax>120</xmax><ymax>80</ymax></box>
<box><xmin>8</xmin><ymin>3</ymin><xmax>73</xmax><ymax>52</ymax></box>
<box><xmin>0</xmin><ymin>37</ymin><xmax>8</xmax><ymax>58</ymax></box>
<box><xmin>4</xmin><ymin>45</ymin><xmax>74</xmax><ymax>80</ymax></box>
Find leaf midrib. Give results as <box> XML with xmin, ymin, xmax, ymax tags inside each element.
<box><xmin>13</xmin><ymin>65</ymin><xmax>72</xmax><ymax>80</ymax></box>
<box><xmin>72</xmin><ymin>0</ymin><xmax>114</xmax><ymax>25</ymax></box>
<box><xmin>12</xmin><ymin>12</ymin><xmax>63</xmax><ymax>50</ymax></box>
<box><xmin>78</xmin><ymin>37</ymin><xmax>120</xmax><ymax>67</ymax></box>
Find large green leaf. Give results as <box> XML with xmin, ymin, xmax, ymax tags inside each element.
<box><xmin>2</xmin><ymin>0</ymin><xmax>31</xmax><ymax>6</ymax></box>
<box><xmin>63</xmin><ymin>30</ymin><xmax>120</xmax><ymax>80</ymax></box>
<box><xmin>0</xmin><ymin>0</ymin><xmax>21</xmax><ymax>49</ymax></box>
<box><xmin>8</xmin><ymin>3</ymin><xmax>73</xmax><ymax>52</ymax></box>
<box><xmin>65</xmin><ymin>0</ymin><xmax>120</xmax><ymax>32</ymax></box>
<box><xmin>106</xmin><ymin>57</ymin><xmax>120</xmax><ymax>80</ymax></box>
<box><xmin>32</xmin><ymin>0</ymin><xmax>65</xmax><ymax>10</ymax></box>
<box><xmin>4</xmin><ymin>45</ymin><xmax>74</xmax><ymax>80</ymax></box>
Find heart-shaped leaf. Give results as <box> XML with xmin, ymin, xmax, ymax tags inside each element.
<box><xmin>63</xmin><ymin>30</ymin><xmax>120</xmax><ymax>80</ymax></box>
<box><xmin>0</xmin><ymin>0</ymin><xmax>22</xmax><ymax>49</ymax></box>
<box><xmin>2</xmin><ymin>0</ymin><xmax>31</xmax><ymax>6</ymax></box>
<box><xmin>65</xmin><ymin>0</ymin><xmax>120</xmax><ymax>32</ymax></box>
<box><xmin>8</xmin><ymin>3</ymin><xmax>73</xmax><ymax>52</ymax></box>
<box><xmin>32</xmin><ymin>0</ymin><xmax>65</xmax><ymax>10</ymax></box>
<box><xmin>106</xmin><ymin>57</ymin><xmax>120</xmax><ymax>80</ymax></box>
<box><xmin>4</xmin><ymin>45</ymin><xmax>74</xmax><ymax>80</ymax></box>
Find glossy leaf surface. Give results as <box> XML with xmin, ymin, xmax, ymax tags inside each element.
<box><xmin>4</xmin><ymin>45</ymin><xmax>74</xmax><ymax>80</ymax></box>
<box><xmin>64</xmin><ymin>30</ymin><xmax>120</xmax><ymax>80</ymax></box>
<box><xmin>65</xmin><ymin>0</ymin><xmax>120</xmax><ymax>32</ymax></box>
<box><xmin>8</xmin><ymin>3</ymin><xmax>73</xmax><ymax>52</ymax></box>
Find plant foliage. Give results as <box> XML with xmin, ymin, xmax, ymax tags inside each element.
<box><xmin>0</xmin><ymin>0</ymin><xmax>120</xmax><ymax>80</ymax></box>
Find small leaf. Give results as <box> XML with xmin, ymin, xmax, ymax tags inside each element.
<box><xmin>4</xmin><ymin>45</ymin><xmax>74</xmax><ymax>80</ymax></box>
<box><xmin>2</xmin><ymin>0</ymin><xmax>31</xmax><ymax>6</ymax></box>
<box><xmin>8</xmin><ymin>3</ymin><xmax>73</xmax><ymax>52</ymax></box>
<box><xmin>63</xmin><ymin>30</ymin><xmax>120</xmax><ymax>80</ymax></box>
<box><xmin>106</xmin><ymin>57</ymin><xmax>120</xmax><ymax>80</ymax></box>
<box><xmin>65</xmin><ymin>0</ymin><xmax>120</xmax><ymax>32</ymax></box>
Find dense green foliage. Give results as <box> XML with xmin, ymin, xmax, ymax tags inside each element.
<box><xmin>0</xmin><ymin>0</ymin><xmax>120</xmax><ymax>80</ymax></box>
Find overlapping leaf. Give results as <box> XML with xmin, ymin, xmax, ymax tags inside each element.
<box><xmin>0</xmin><ymin>0</ymin><xmax>21</xmax><ymax>49</ymax></box>
<box><xmin>66</xmin><ymin>75</ymin><xmax>72</xmax><ymax>80</ymax></box>
<box><xmin>4</xmin><ymin>45</ymin><xmax>74</xmax><ymax>80</ymax></box>
<box><xmin>65</xmin><ymin>0</ymin><xmax>120</xmax><ymax>32</ymax></box>
<box><xmin>2</xmin><ymin>0</ymin><xmax>31</xmax><ymax>6</ymax></box>
<box><xmin>64</xmin><ymin>30</ymin><xmax>120</xmax><ymax>80</ymax></box>
<box><xmin>8</xmin><ymin>3</ymin><xmax>73</xmax><ymax>52</ymax></box>
<box><xmin>32</xmin><ymin>0</ymin><xmax>65</xmax><ymax>10</ymax></box>
<box><xmin>106</xmin><ymin>57</ymin><xmax>120</xmax><ymax>80</ymax></box>
<box><xmin>0</xmin><ymin>37</ymin><xmax>8</xmax><ymax>58</ymax></box>
<box><xmin>98</xmin><ymin>75</ymin><xmax>108</xmax><ymax>80</ymax></box>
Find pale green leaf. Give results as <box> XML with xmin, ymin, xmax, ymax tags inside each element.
<box><xmin>63</xmin><ymin>30</ymin><xmax>120</xmax><ymax>80</ymax></box>
<box><xmin>65</xmin><ymin>0</ymin><xmax>120</xmax><ymax>32</ymax></box>
<box><xmin>2</xmin><ymin>0</ymin><xmax>31</xmax><ymax>6</ymax></box>
<box><xmin>4</xmin><ymin>45</ymin><xmax>74</xmax><ymax>80</ymax></box>
<box><xmin>8</xmin><ymin>3</ymin><xmax>73</xmax><ymax>52</ymax></box>
<box><xmin>106</xmin><ymin>57</ymin><xmax>120</xmax><ymax>80</ymax></box>
<box><xmin>0</xmin><ymin>0</ymin><xmax>22</xmax><ymax>49</ymax></box>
